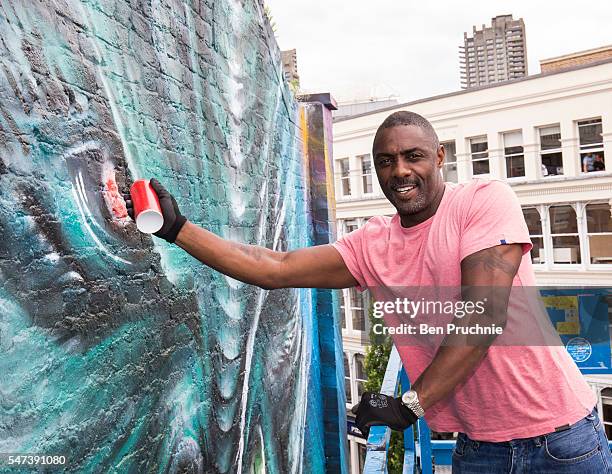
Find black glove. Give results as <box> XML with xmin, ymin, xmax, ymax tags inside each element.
<box><xmin>123</xmin><ymin>178</ymin><xmax>187</xmax><ymax>243</ymax></box>
<box><xmin>351</xmin><ymin>392</ymin><xmax>419</xmax><ymax>438</ymax></box>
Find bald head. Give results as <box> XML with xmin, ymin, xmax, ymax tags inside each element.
<box><xmin>373</xmin><ymin>111</ymin><xmax>439</xmax><ymax>153</ymax></box>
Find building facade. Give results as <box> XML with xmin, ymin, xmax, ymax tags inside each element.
<box><xmin>460</xmin><ymin>14</ymin><xmax>528</xmax><ymax>89</ymax></box>
<box><xmin>334</xmin><ymin>59</ymin><xmax>612</xmax><ymax>473</ymax></box>
<box><xmin>281</xmin><ymin>48</ymin><xmax>300</xmax><ymax>88</ymax></box>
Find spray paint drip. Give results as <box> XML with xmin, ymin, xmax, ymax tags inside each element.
<box><xmin>101</xmin><ymin>158</ymin><xmax>129</xmax><ymax>221</ymax></box>
<box><xmin>103</xmin><ymin>176</ymin><xmax>128</xmax><ymax>219</ymax></box>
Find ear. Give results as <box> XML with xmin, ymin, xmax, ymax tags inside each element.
<box><xmin>436</xmin><ymin>144</ymin><xmax>445</xmax><ymax>169</ymax></box>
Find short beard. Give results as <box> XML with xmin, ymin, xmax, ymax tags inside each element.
<box><xmin>395</xmin><ymin>190</ymin><xmax>428</xmax><ymax>215</ymax></box>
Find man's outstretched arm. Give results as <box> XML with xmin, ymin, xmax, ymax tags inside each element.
<box><xmin>125</xmin><ymin>179</ymin><xmax>358</xmax><ymax>290</ymax></box>
<box><xmin>175</xmin><ymin>221</ymin><xmax>358</xmax><ymax>290</ymax></box>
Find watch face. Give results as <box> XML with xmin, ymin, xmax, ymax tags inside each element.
<box><xmin>403</xmin><ymin>391</ymin><xmax>417</xmax><ymax>405</ymax></box>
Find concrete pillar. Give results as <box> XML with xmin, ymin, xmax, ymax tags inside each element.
<box><xmin>561</xmin><ymin>120</ymin><xmax>579</xmax><ymax>177</ymax></box>
<box><xmin>487</xmin><ymin>131</ymin><xmax>503</xmax><ymax>179</ymax></box>
<box><xmin>297</xmin><ymin>92</ymin><xmax>350</xmax><ymax>474</ymax></box>
<box><xmin>349</xmin><ymin>155</ymin><xmax>360</xmax><ymax>199</ymax></box>
<box><xmin>601</xmin><ymin>109</ymin><xmax>612</xmax><ymax>171</ymax></box>
<box><xmin>455</xmin><ymin>137</ymin><xmax>471</xmax><ymax>182</ymax></box>
<box><xmin>522</xmin><ymin>126</ymin><xmax>539</xmax><ymax>180</ymax></box>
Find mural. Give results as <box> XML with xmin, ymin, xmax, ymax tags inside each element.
<box><xmin>0</xmin><ymin>0</ymin><xmax>340</xmax><ymax>472</ymax></box>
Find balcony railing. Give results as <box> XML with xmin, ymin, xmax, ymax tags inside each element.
<box><xmin>362</xmin><ymin>346</ymin><xmax>453</xmax><ymax>473</ymax></box>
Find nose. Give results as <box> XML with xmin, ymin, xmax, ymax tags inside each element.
<box><xmin>392</xmin><ymin>157</ymin><xmax>413</xmax><ymax>179</ymax></box>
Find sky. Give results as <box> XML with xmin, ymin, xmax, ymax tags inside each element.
<box><xmin>264</xmin><ymin>0</ymin><xmax>612</xmax><ymax>103</ymax></box>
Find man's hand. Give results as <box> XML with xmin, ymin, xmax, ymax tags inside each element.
<box><xmin>124</xmin><ymin>179</ymin><xmax>187</xmax><ymax>243</ymax></box>
<box><xmin>351</xmin><ymin>392</ymin><xmax>418</xmax><ymax>438</ymax></box>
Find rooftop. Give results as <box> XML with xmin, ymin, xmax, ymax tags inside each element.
<box><xmin>334</xmin><ymin>56</ymin><xmax>612</xmax><ymax>123</ymax></box>
<box><xmin>540</xmin><ymin>44</ymin><xmax>612</xmax><ymax>64</ymax></box>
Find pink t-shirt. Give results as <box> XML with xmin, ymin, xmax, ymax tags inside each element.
<box><xmin>333</xmin><ymin>179</ymin><xmax>596</xmax><ymax>442</ymax></box>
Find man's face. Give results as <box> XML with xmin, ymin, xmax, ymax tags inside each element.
<box><xmin>373</xmin><ymin>125</ymin><xmax>445</xmax><ymax>220</ymax></box>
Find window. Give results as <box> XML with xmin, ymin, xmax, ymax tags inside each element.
<box><xmin>344</xmin><ymin>219</ymin><xmax>359</xmax><ymax>235</ymax></box>
<box><xmin>344</xmin><ymin>353</ymin><xmax>351</xmax><ymax>399</ymax></box>
<box><xmin>523</xmin><ymin>208</ymin><xmax>544</xmax><ymax>264</ymax></box>
<box><xmin>359</xmin><ymin>154</ymin><xmax>373</xmax><ymax>194</ymax></box>
<box><xmin>539</xmin><ymin>126</ymin><xmax>563</xmax><ymax>176</ymax></box>
<box><xmin>340</xmin><ymin>283</ymin><xmax>368</xmax><ymax>333</ymax></box>
<box><xmin>441</xmin><ymin>141</ymin><xmax>457</xmax><ymax>182</ymax></box>
<box><xmin>503</xmin><ymin>131</ymin><xmax>525</xmax><ymax>178</ymax></box>
<box><xmin>354</xmin><ymin>354</ymin><xmax>367</xmax><ymax>399</ymax></box>
<box><xmin>470</xmin><ymin>136</ymin><xmax>489</xmax><ymax>175</ymax></box>
<box><xmin>578</xmin><ymin>119</ymin><xmax>605</xmax><ymax>173</ymax></box>
<box><xmin>350</xmin><ymin>288</ymin><xmax>366</xmax><ymax>332</ymax></box>
<box><xmin>338</xmin><ymin>158</ymin><xmax>351</xmax><ymax>196</ymax></box>
<box><xmin>549</xmin><ymin>205</ymin><xmax>580</xmax><ymax>264</ymax></box>
<box><xmin>586</xmin><ymin>203</ymin><xmax>612</xmax><ymax>264</ymax></box>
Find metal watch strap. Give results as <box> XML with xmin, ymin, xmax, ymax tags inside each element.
<box><xmin>402</xmin><ymin>391</ymin><xmax>425</xmax><ymax>418</ymax></box>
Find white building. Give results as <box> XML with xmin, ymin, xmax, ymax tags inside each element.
<box><xmin>335</xmin><ymin>57</ymin><xmax>612</xmax><ymax>473</ymax></box>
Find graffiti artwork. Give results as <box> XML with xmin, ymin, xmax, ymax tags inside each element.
<box><xmin>0</xmin><ymin>0</ymin><xmax>333</xmax><ymax>472</ymax></box>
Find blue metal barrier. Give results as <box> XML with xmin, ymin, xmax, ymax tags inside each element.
<box><xmin>362</xmin><ymin>346</ymin><xmax>402</xmax><ymax>473</ymax></box>
<box><xmin>362</xmin><ymin>346</ymin><xmax>453</xmax><ymax>474</ymax></box>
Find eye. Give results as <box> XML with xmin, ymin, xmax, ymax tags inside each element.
<box><xmin>377</xmin><ymin>158</ymin><xmax>392</xmax><ymax>167</ymax></box>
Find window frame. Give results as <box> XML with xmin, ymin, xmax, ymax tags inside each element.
<box><xmin>469</xmin><ymin>135</ymin><xmax>490</xmax><ymax>176</ymax></box>
<box><xmin>548</xmin><ymin>204</ymin><xmax>581</xmax><ymax>266</ymax></box>
<box><xmin>344</xmin><ymin>219</ymin><xmax>359</xmax><ymax>236</ymax></box>
<box><xmin>343</xmin><ymin>352</ymin><xmax>351</xmax><ymax>403</ymax></box>
<box><xmin>441</xmin><ymin>140</ymin><xmax>457</xmax><ymax>183</ymax></box>
<box><xmin>358</xmin><ymin>154</ymin><xmax>374</xmax><ymax>195</ymax></box>
<box><xmin>502</xmin><ymin>130</ymin><xmax>525</xmax><ymax>179</ymax></box>
<box><xmin>577</xmin><ymin>118</ymin><xmax>605</xmax><ymax>174</ymax></box>
<box><xmin>585</xmin><ymin>201</ymin><xmax>612</xmax><ymax>267</ymax></box>
<box><xmin>337</xmin><ymin>157</ymin><xmax>351</xmax><ymax>197</ymax></box>
<box><xmin>522</xmin><ymin>207</ymin><xmax>545</xmax><ymax>265</ymax></box>
<box><xmin>353</xmin><ymin>353</ymin><xmax>367</xmax><ymax>403</ymax></box>
<box><xmin>527</xmin><ymin>202</ymin><xmax>612</xmax><ymax>272</ymax></box>
<box><xmin>538</xmin><ymin>125</ymin><xmax>564</xmax><ymax>178</ymax></box>
<box><xmin>339</xmin><ymin>219</ymin><xmax>371</xmax><ymax>335</ymax></box>
<box><xmin>344</xmin><ymin>351</ymin><xmax>368</xmax><ymax>408</ymax></box>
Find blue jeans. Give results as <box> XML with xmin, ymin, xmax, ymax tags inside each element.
<box><xmin>452</xmin><ymin>409</ymin><xmax>612</xmax><ymax>473</ymax></box>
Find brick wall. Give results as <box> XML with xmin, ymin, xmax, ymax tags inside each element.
<box><xmin>541</xmin><ymin>47</ymin><xmax>612</xmax><ymax>73</ymax></box>
<box><xmin>0</xmin><ymin>1</ymin><xmax>344</xmax><ymax>472</ymax></box>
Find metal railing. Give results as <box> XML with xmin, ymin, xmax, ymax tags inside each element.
<box><xmin>362</xmin><ymin>346</ymin><xmax>453</xmax><ymax>474</ymax></box>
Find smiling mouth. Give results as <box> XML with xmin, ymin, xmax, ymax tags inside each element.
<box><xmin>392</xmin><ymin>184</ymin><xmax>418</xmax><ymax>195</ymax></box>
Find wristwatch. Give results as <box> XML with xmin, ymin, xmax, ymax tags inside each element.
<box><xmin>401</xmin><ymin>390</ymin><xmax>425</xmax><ymax>418</ymax></box>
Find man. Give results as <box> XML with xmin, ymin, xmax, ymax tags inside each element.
<box><xmin>125</xmin><ymin>112</ymin><xmax>611</xmax><ymax>473</ymax></box>
<box><xmin>583</xmin><ymin>153</ymin><xmax>596</xmax><ymax>172</ymax></box>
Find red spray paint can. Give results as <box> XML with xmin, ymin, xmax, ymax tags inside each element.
<box><xmin>130</xmin><ymin>179</ymin><xmax>164</xmax><ymax>234</ymax></box>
